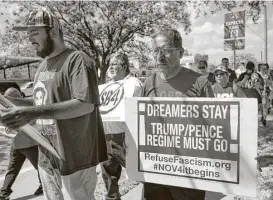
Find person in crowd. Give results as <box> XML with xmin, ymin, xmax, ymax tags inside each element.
<box><xmin>221</xmin><ymin>58</ymin><xmax>237</xmax><ymax>83</ymax></box>
<box><xmin>187</xmin><ymin>65</ymin><xmax>246</xmax><ymax>98</ymax></box>
<box><xmin>142</xmin><ymin>28</ymin><xmax>206</xmax><ymax>200</ymax></box>
<box><xmin>0</xmin><ymin>87</ymin><xmax>43</xmax><ymax>200</ymax></box>
<box><xmin>209</xmin><ymin>65</ymin><xmax>246</xmax><ymax>98</ymax></box>
<box><xmin>235</xmin><ymin>62</ymin><xmax>246</xmax><ymax>78</ymax></box>
<box><xmin>258</xmin><ymin>63</ymin><xmax>272</xmax><ymax>126</ymax></box>
<box><xmin>197</xmin><ymin>60</ymin><xmax>215</xmax><ymax>84</ymax></box>
<box><xmin>0</xmin><ymin>7</ymin><xmax>107</xmax><ymax>200</ymax></box>
<box><xmin>235</xmin><ymin>61</ymin><xmax>263</xmax><ymax>103</ymax></box>
<box><xmin>101</xmin><ymin>52</ymin><xmax>142</xmax><ymax>200</ymax></box>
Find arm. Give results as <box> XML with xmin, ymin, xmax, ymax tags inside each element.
<box><xmin>25</xmin><ymin>99</ymin><xmax>94</xmax><ymax>120</ymax></box>
<box><xmin>0</xmin><ymin>99</ymin><xmax>94</xmax><ymax>129</ymax></box>
<box><xmin>1</xmin><ymin>51</ymin><xmax>99</xmax><ymax>129</ymax></box>
<box><xmin>5</xmin><ymin>96</ymin><xmax>33</xmax><ymax>106</ymax></box>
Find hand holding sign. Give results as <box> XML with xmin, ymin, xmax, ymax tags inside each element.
<box><xmin>0</xmin><ymin>107</ymin><xmax>36</xmax><ymax>130</ymax></box>
<box><xmin>0</xmin><ymin>93</ymin><xmax>61</xmax><ymax>159</ymax></box>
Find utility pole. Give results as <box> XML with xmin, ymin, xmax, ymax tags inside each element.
<box><xmin>233</xmin><ymin>37</ymin><xmax>236</xmax><ymax>70</ymax></box>
<box><xmin>264</xmin><ymin>4</ymin><xmax>268</xmax><ymax>63</ymax></box>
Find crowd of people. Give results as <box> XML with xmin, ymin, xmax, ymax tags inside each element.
<box><xmin>0</xmin><ymin>6</ymin><xmax>273</xmax><ymax>200</ymax></box>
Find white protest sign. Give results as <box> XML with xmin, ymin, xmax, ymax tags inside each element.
<box><xmin>99</xmin><ymin>79</ymin><xmax>136</xmax><ymax>121</ymax></box>
<box><xmin>125</xmin><ymin>97</ymin><xmax>258</xmax><ymax>197</ymax></box>
<box><xmin>0</xmin><ymin>94</ymin><xmax>61</xmax><ymax>159</ymax></box>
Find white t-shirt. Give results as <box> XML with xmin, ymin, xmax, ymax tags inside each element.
<box><xmin>103</xmin><ymin>74</ymin><xmax>143</xmax><ymax>134</ymax></box>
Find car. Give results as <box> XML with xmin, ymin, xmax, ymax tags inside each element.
<box><xmin>0</xmin><ymin>81</ymin><xmax>25</xmax><ymax>97</ymax></box>
<box><xmin>20</xmin><ymin>81</ymin><xmax>34</xmax><ymax>97</ymax></box>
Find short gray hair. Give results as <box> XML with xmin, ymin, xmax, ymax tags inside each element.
<box><xmin>152</xmin><ymin>28</ymin><xmax>182</xmax><ymax>48</ymax></box>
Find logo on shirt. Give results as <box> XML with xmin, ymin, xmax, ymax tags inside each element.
<box><xmin>214</xmin><ymin>93</ymin><xmax>234</xmax><ymax>98</ymax></box>
<box><xmin>100</xmin><ymin>82</ymin><xmax>124</xmax><ymax>114</ymax></box>
<box><xmin>33</xmin><ymin>81</ymin><xmax>55</xmax><ymax>129</ymax></box>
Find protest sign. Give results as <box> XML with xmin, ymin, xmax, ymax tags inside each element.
<box><xmin>125</xmin><ymin>97</ymin><xmax>257</xmax><ymax>197</ymax></box>
<box><xmin>0</xmin><ymin>94</ymin><xmax>61</xmax><ymax>159</ymax></box>
<box><xmin>99</xmin><ymin>79</ymin><xmax>136</xmax><ymax>121</ymax></box>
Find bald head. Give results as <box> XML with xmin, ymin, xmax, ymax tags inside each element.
<box><xmin>4</xmin><ymin>87</ymin><xmax>23</xmax><ymax>98</ymax></box>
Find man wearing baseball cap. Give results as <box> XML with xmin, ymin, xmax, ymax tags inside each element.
<box><xmin>0</xmin><ymin>7</ymin><xmax>107</xmax><ymax>200</ymax></box>
<box><xmin>211</xmin><ymin>65</ymin><xmax>246</xmax><ymax>98</ymax></box>
<box><xmin>187</xmin><ymin>65</ymin><xmax>246</xmax><ymax>98</ymax></box>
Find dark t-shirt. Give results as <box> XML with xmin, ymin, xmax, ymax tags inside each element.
<box><xmin>228</xmin><ymin>68</ymin><xmax>237</xmax><ymax>83</ymax></box>
<box><xmin>186</xmin><ymin>74</ymin><xmax>213</xmax><ymax>97</ymax></box>
<box><xmin>33</xmin><ymin>49</ymin><xmax>107</xmax><ymax>175</ymax></box>
<box><xmin>142</xmin><ymin>67</ymin><xmax>206</xmax><ymax>199</ymax></box>
<box><xmin>143</xmin><ymin>67</ymin><xmax>200</xmax><ymax>97</ymax></box>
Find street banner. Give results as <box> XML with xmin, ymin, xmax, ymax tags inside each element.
<box><xmin>224</xmin><ymin>11</ymin><xmax>245</xmax><ymax>39</ymax></box>
<box><xmin>0</xmin><ymin>94</ymin><xmax>61</xmax><ymax>159</ymax></box>
<box><xmin>224</xmin><ymin>39</ymin><xmax>245</xmax><ymax>51</ymax></box>
<box><xmin>125</xmin><ymin>97</ymin><xmax>258</xmax><ymax>196</ymax></box>
<box><xmin>224</xmin><ymin>10</ymin><xmax>245</xmax><ymax>51</ymax></box>
<box><xmin>99</xmin><ymin>79</ymin><xmax>136</xmax><ymax>121</ymax></box>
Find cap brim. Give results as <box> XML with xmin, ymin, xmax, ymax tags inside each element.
<box><xmin>214</xmin><ymin>69</ymin><xmax>228</xmax><ymax>73</ymax></box>
<box><xmin>12</xmin><ymin>25</ymin><xmax>30</xmax><ymax>31</ymax></box>
<box><xmin>12</xmin><ymin>25</ymin><xmax>48</xmax><ymax>31</ymax></box>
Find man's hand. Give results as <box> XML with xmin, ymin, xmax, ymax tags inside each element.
<box><xmin>256</xmin><ymin>154</ymin><xmax>273</xmax><ymax>170</ymax></box>
<box><xmin>0</xmin><ymin>107</ymin><xmax>37</xmax><ymax>130</ymax></box>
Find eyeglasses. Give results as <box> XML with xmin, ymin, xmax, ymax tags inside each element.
<box><xmin>198</xmin><ymin>66</ymin><xmax>206</xmax><ymax>69</ymax></box>
<box><xmin>215</xmin><ymin>72</ymin><xmax>227</xmax><ymax>77</ymax></box>
<box><xmin>152</xmin><ymin>48</ymin><xmax>180</xmax><ymax>56</ymax></box>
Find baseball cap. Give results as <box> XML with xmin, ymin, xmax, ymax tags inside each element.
<box><xmin>214</xmin><ymin>65</ymin><xmax>228</xmax><ymax>74</ymax></box>
<box><xmin>13</xmin><ymin>7</ymin><xmax>60</xmax><ymax>31</ymax></box>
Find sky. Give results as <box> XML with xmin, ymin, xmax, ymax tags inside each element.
<box><xmin>1</xmin><ymin>1</ymin><xmax>273</xmax><ymax>65</ymax></box>
<box><xmin>178</xmin><ymin>1</ymin><xmax>273</xmax><ymax>65</ymax></box>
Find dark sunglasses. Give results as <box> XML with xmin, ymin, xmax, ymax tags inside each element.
<box><xmin>198</xmin><ymin>66</ymin><xmax>206</xmax><ymax>69</ymax></box>
<box><xmin>215</xmin><ymin>72</ymin><xmax>227</xmax><ymax>77</ymax></box>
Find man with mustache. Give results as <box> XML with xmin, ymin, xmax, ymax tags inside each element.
<box><xmin>142</xmin><ymin>28</ymin><xmax>206</xmax><ymax>200</ymax></box>
<box><xmin>0</xmin><ymin>7</ymin><xmax>107</xmax><ymax>200</ymax></box>
<box><xmin>101</xmin><ymin>52</ymin><xmax>142</xmax><ymax>200</ymax></box>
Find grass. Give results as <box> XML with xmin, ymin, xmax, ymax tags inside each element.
<box><xmin>231</xmin><ymin>123</ymin><xmax>273</xmax><ymax>200</ymax></box>
<box><xmin>94</xmin><ymin>166</ymin><xmax>139</xmax><ymax>200</ymax></box>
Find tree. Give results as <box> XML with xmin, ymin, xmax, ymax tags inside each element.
<box><xmin>229</xmin><ymin>53</ymin><xmax>259</xmax><ymax>70</ymax></box>
<box><xmin>1</xmin><ymin>1</ymin><xmax>192</xmax><ymax>83</ymax></box>
<box><xmin>1</xmin><ymin>1</ymin><xmax>270</xmax><ymax>83</ymax></box>
<box><xmin>194</xmin><ymin>54</ymin><xmax>209</xmax><ymax>64</ymax></box>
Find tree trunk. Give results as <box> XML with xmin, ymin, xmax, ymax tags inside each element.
<box><xmin>99</xmin><ymin>70</ymin><xmax>107</xmax><ymax>85</ymax></box>
<box><xmin>98</xmin><ymin>61</ymin><xmax>110</xmax><ymax>85</ymax></box>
